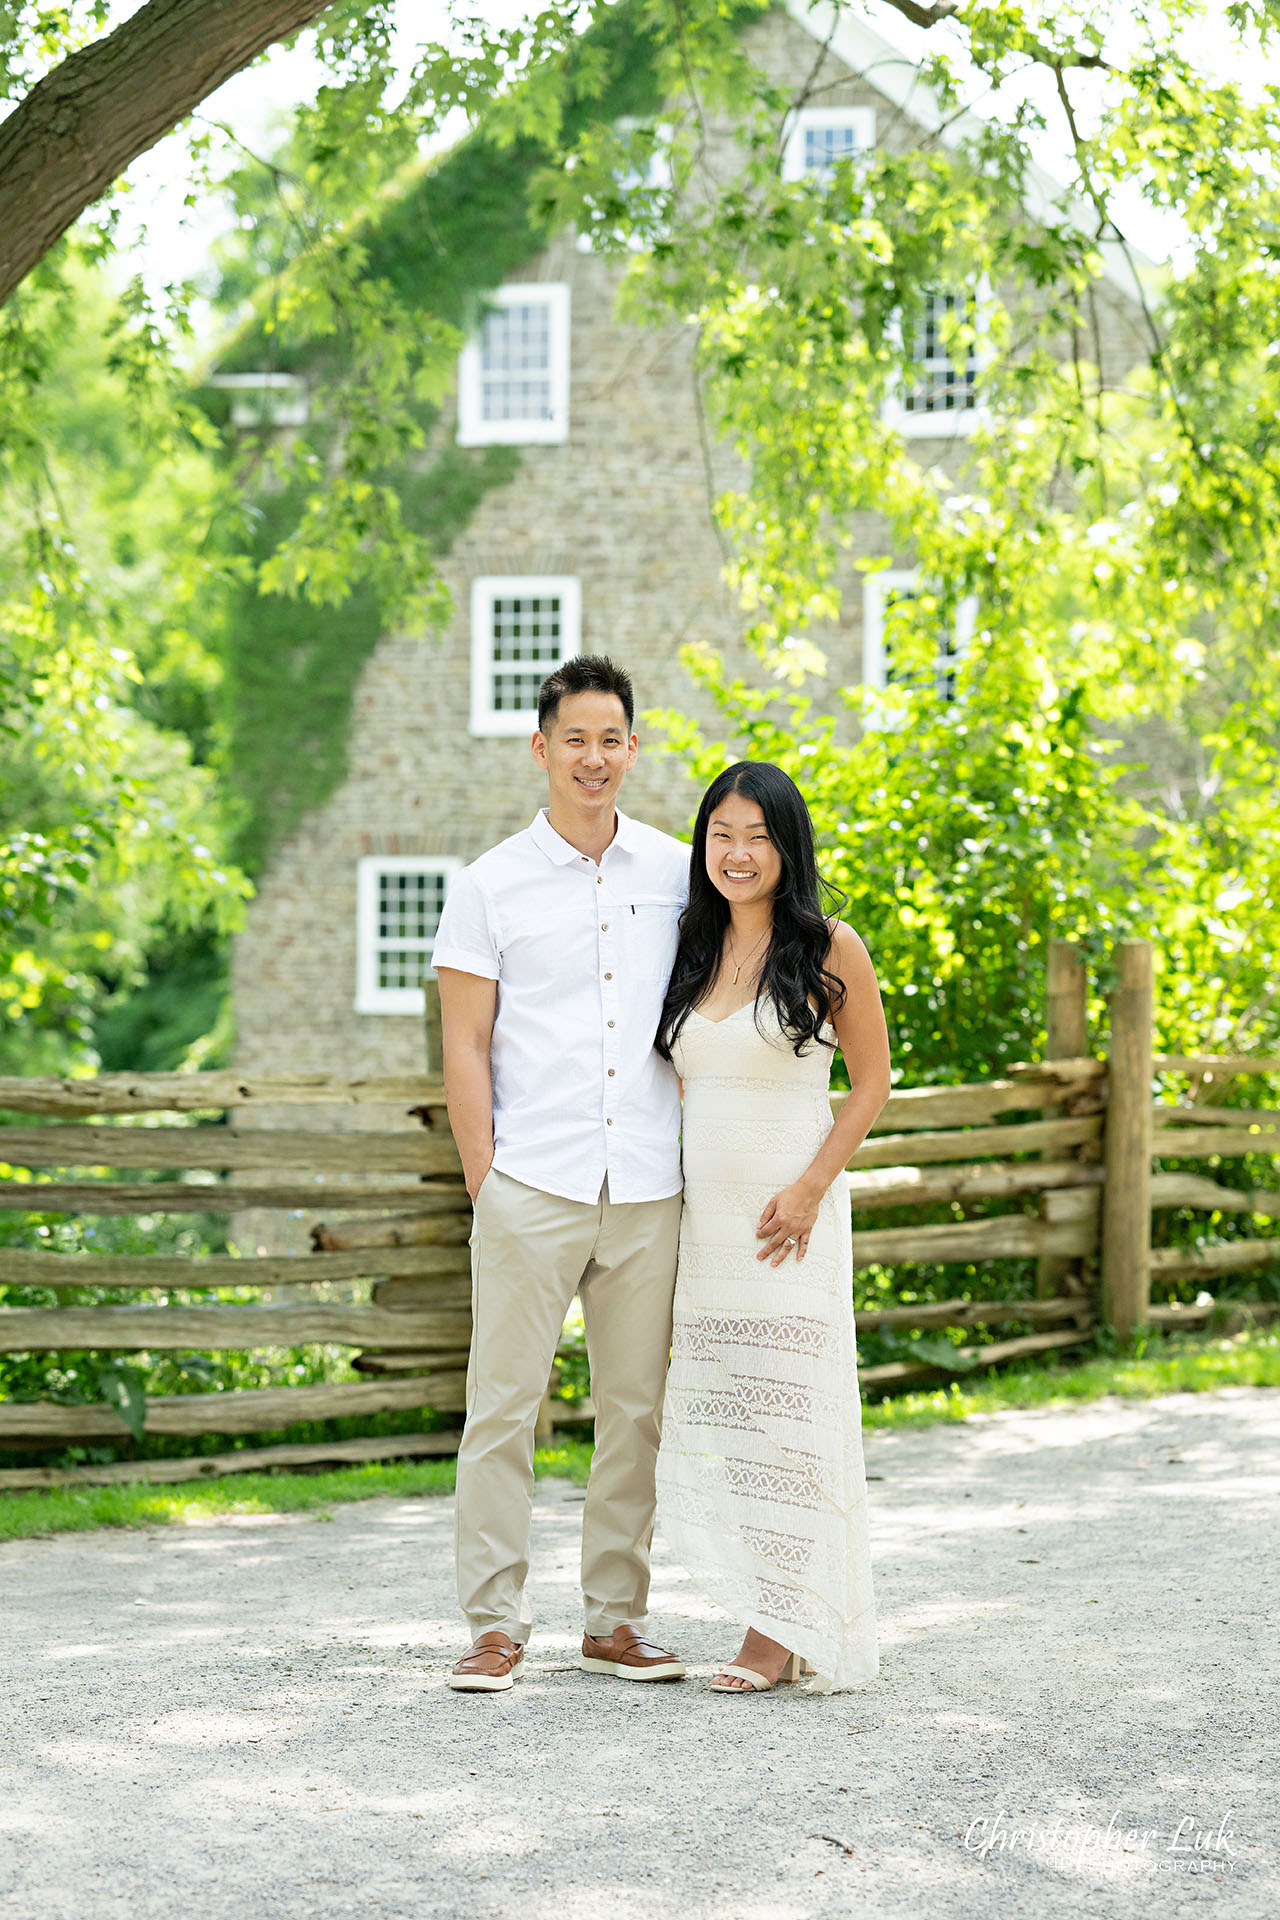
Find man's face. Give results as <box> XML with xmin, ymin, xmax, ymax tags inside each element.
<box><xmin>532</xmin><ymin>691</ymin><xmax>638</xmax><ymax>815</ymax></box>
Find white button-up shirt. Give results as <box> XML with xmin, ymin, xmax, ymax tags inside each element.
<box><xmin>432</xmin><ymin>807</ymin><xmax>690</xmax><ymax>1204</ymax></box>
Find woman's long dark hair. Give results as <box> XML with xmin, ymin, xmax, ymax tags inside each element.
<box><xmin>657</xmin><ymin>761</ymin><xmax>847</xmax><ymax>1060</ymax></box>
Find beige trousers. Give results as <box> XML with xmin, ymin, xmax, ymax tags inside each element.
<box><xmin>455</xmin><ymin>1166</ymin><xmax>682</xmax><ymax>1644</ymax></box>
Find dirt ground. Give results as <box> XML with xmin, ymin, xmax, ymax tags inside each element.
<box><xmin>2</xmin><ymin>1385</ymin><xmax>1276</xmax><ymax>1920</ymax></box>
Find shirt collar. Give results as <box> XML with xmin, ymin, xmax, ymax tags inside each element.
<box><xmin>529</xmin><ymin>805</ymin><xmax>642</xmax><ymax>866</ymax></box>
<box><xmin>611</xmin><ymin>808</ymin><xmax>644</xmax><ymax>855</ymax></box>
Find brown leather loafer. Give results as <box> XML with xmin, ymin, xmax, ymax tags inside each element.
<box><xmin>580</xmin><ymin>1623</ymin><xmax>686</xmax><ymax>1681</ymax></box>
<box><xmin>448</xmin><ymin>1630</ymin><xmax>525</xmax><ymax>1692</ymax></box>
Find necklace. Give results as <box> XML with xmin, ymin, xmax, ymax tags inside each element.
<box><xmin>726</xmin><ymin>923</ymin><xmax>770</xmax><ymax>987</ymax></box>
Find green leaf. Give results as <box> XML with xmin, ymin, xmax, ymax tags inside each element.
<box><xmin>99</xmin><ymin>1367</ymin><xmax>148</xmax><ymax>1442</ymax></box>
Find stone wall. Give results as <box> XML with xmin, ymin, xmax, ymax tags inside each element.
<box><xmin>232</xmin><ymin>230</ymin><xmax>743</xmax><ymax>1088</ymax></box>
<box><xmin>230</xmin><ymin>7</ymin><xmax>1154</xmax><ymax>1198</ymax></box>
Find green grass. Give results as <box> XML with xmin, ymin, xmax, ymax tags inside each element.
<box><xmin>859</xmin><ymin>1325</ymin><xmax>1280</xmax><ymax>1430</ymax></box>
<box><xmin>0</xmin><ymin>1440</ymin><xmax>593</xmax><ymax>1544</ymax></box>
<box><xmin>1</xmin><ymin>1331</ymin><xmax>1275</xmax><ymax>1545</ymax></box>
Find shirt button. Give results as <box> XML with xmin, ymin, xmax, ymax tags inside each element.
<box><xmin>606</xmin><ymin>1117</ymin><xmax>613</xmax><ymax>1126</ymax></box>
<box><xmin>607</xmin><ymin>1019</ymin><xmax>615</xmax><ymax>1028</ymax></box>
<box><xmin>597</xmin><ymin>875</ymin><xmax>603</xmax><ymax>884</ymax></box>
<box><xmin>608</xmin><ymin>1068</ymin><xmax>616</xmax><ymax>1077</ymax></box>
<box><xmin>604</xmin><ymin>972</ymin><xmax>612</xmax><ymax>980</ymax></box>
<box><xmin>601</xmin><ymin>923</ymin><xmax>608</xmax><ymax>931</ymax></box>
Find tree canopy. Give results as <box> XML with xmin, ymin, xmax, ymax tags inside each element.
<box><xmin>2</xmin><ymin>0</ymin><xmax>1280</xmax><ymax>1071</ymax></box>
<box><xmin>552</xmin><ymin>0</ymin><xmax>1280</xmax><ymax>1066</ymax></box>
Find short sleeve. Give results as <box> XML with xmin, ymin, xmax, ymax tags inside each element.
<box><xmin>669</xmin><ymin>837</ymin><xmax>692</xmax><ymax>903</ymax></box>
<box><xmin>432</xmin><ymin>866</ymin><xmax>501</xmax><ymax>981</ymax></box>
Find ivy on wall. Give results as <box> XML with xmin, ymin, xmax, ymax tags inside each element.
<box><xmin>210</xmin><ymin>4</ymin><xmax>670</xmax><ymax>876</ymax></box>
<box><xmin>219</xmin><ymin>445</ymin><xmax>520</xmax><ymax>875</ymax></box>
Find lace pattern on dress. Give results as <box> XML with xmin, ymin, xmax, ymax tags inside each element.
<box><xmin>666</xmin><ymin>1376</ymin><xmax>841</xmax><ymax>1430</ymax></box>
<box><xmin>676</xmin><ymin>1312</ymin><xmax>837</xmax><ymax>1360</ymax></box>
<box><xmin>655</xmin><ymin>995</ymin><xmax>880</xmax><ymax>1694</ymax></box>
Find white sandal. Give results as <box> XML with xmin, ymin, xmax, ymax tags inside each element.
<box><xmin>710</xmin><ymin>1651</ymin><xmax>814</xmax><ymax>1692</ymax></box>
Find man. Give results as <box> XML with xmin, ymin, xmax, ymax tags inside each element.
<box><xmin>432</xmin><ymin>654</ymin><xmax>690</xmax><ymax>1692</ymax></box>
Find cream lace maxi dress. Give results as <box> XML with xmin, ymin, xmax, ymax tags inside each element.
<box><xmin>655</xmin><ymin>997</ymin><xmax>879</xmax><ymax>1694</ymax></box>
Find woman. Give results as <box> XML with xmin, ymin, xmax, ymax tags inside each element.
<box><xmin>654</xmin><ymin>760</ymin><xmax>891</xmax><ymax>1694</ymax></box>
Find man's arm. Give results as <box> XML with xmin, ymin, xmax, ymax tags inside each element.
<box><xmin>437</xmin><ymin>967</ymin><xmax>498</xmax><ymax>1202</ymax></box>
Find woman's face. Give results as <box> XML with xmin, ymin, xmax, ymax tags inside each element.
<box><xmin>704</xmin><ymin>789</ymin><xmax>783</xmax><ymax>908</ymax></box>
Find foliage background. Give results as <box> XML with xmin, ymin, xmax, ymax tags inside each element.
<box><xmin>2</xmin><ymin>0</ymin><xmax>1280</xmax><ymax>1450</ymax></box>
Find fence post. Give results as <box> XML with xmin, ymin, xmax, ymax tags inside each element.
<box><xmin>1045</xmin><ymin>938</ymin><xmax>1089</xmax><ymax>1066</ymax></box>
<box><xmin>1036</xmin><ymin>940</ymin><xmax>1090</xmax><ymax>1299</ymax></box>
<box><xmin>534</xmin><ymin>1376</ymin><xmax>557</xmax><ymax>1446</ymax></box>
<box><xmin>424</xmin><ymin>973</ymin><xmax>444</xmax><ymax>1077</ymax></box>
<box><xmin>1101</xmin><ymin>940</ymin><xmax>1154</xmax><ymax>1340</ymax></box>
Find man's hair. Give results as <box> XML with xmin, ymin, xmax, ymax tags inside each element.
<box><xmin>537</xmin><ymin>654</ymin><xmax>634</xmax><ymax>734</ymax></box>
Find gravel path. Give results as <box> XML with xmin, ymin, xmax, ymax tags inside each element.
<box><xmin>2</xmin><ymin>1386</ymin><xmax>1277</xmax><ymax>1920</ymax></box>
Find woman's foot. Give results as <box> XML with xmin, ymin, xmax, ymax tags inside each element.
<box><xmin>710</xmin><ymin>1628</ymin><xmax>808</xmax><ymax>1692</ymax></box>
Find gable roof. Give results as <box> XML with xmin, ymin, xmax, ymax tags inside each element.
<box><xmin>790</xmin><ymin>0</ymin><xmax>1154</xmax><ymax>301</ymax></box>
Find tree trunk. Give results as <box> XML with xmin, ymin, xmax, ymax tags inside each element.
<box><xmin>0</xmin><ymin>0</ymin><xmax>332</xmax><ymax>308</ymax></box>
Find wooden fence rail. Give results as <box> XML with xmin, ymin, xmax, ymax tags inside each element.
<box><xmin>0</xmin><ymin>1126</ymin><xmax>458</xmax><ymax>1173</ymax></box>
<box><xmin>0</xmin><ymin>1073</ymin><xmax>442</xmax><ymax>1114</ymax></box>
<box><xmin>0</xmin><ymin>1181</ymin><xmax>468</xmax><ymax>1214</ymax></box>
<box><xmin>0</xmin><ymin>1243</ymin><xmax>470</xmax><ymax>1289</ymax></box>
<box><xmin>0</xmin><ymin>1302</ymin><xmax>475</xmax><ymax>1352</ymax></box>
<box><xmin>0</xmin><ymin>1374</ymin><xmax>468</xmax><ymax>1442</ymax></box>
<box><xmin>1</xmin><ymin>945</ymin><xmax>1278</xmax><ymax>1484</ymax></box>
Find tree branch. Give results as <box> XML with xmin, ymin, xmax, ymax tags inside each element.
<box><xmin>0</xmin><ymin>0</ymin><xmax>333</xmax><ymax>308</ymax></box>
<box><xmin>877</xmin><ymin>0</ymin><xmax>962</xmax><ymax>25</ymax></box>
<box><xmin>876</xmin><ymin>0</ymin><xmax>1111</xmax><ymax>70</ymax></box>
<box><xmin>1051</xmin><ymin>61</ymin><xmax>1171</xmax><ymax>377</ymax></box>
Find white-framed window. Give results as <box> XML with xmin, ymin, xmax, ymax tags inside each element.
<box><xmin>456</xmin><ymin>283</ymin><xmax>570</xmax><ymax>445</ymax></box>
<box><xmin>576</xmin><ymin>119</ymin><xmax>673</xmax><ymax>253</ymax></box>
<box><xmin>781</xmin><ymin>106</ymin><xmax>876</xmax><ymax>182</ymax></box>
<box><xmin>206</xmin><ymin>372</ymin><xmax>309</xmax><ymax>428</ymax></box>
<box><xmin>355</xmin><ymin>856</ymin><xmax>460</xmax><ymax>1015</ymax></box>
<box><xmin>884</xmin><ymin>284</ymin><xmax>992</xmax><ymax>438</ymax></box>
<box><xmin>469</xmin><ymin>574</ymin><xmax>582</xmax><ymax>737</ymax></box>
<box><xmin>861</xmin><ymin>569</ymin><xmax>978</xmax><ymax>706</ymax></box>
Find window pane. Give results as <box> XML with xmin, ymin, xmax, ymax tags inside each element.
<box><xmin>480</xmin><ymin>302</ymin><xmax>554</xmax><ymax>423</ymax></box>
<box><xmin>488</xmin><ymin>594</ymin><xmax>564</xmax><ymax>712</ymax></box>
<box><xmin>491</xmin><ymin>596</ymin><xmax>562</xmax><ymax>660</ymax></box>
<box><xmin>881</xmin><ymin>588</ymin><xmax>917</xmax><ymax>687</ymax></box>
<box><xmin>881</xmin><ymin>588</ymin><xmax>963</xmax><ymax>702</ymax></box>
<box><xmin>376</xmin><ymin>870</ymin><xmax>448</xmax><ymax>942</ymax></box>
<box><xmin>377</xmin><ymin>947</ymin><xmax>431</xmax><ymax>991</ymax></box>
<box><xmin>492</xmin><ymin>670</ymin><xmax>546</xmax><ymax>712</ymax></box>
<box><xmin>804</xmin><ymin>123</ymin><xmax>863</xmax><ymax>172</ymax></box>
<box><xmin>904</xmin><ymin>291</ymin><xmax>978</xmax><ymax>414</ymax></box>
<box><xmin>935</xmin><ymin>625</ymin><xmax>962</xmax><ymax>702</ymax></box>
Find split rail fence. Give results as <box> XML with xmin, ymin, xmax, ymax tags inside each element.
<box><xmin>0</xmin><ymin>939</ymin><xmax>1277</xmax><ymax>1490</ymax></box>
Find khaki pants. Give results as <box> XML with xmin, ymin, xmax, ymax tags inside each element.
<box><xmin>456</xmin><ymin>1166</ymin><xmax>682</xmax><ymax>1644</ymax></box>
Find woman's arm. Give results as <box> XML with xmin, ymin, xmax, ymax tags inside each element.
<box><xmin>756</xmin><ymin>921</ymin><xmax>892</xmax><ymax>1265</ymax></box>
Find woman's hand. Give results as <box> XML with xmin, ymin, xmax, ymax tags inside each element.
<box><xmin>756</xmin><ymin>1179</ymin><xmax>823</xmax><ymax>1265</ymax></box>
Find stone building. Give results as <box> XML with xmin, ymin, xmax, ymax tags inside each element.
<box><xmin>224</xmin><ymin>1</ymin><xmax>1151</xmax><ymax>1117</ymax></box>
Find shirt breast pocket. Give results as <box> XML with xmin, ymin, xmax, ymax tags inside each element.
<box><xmin>621</xmin><ymin>897</ymin><xmax>684</xmax><ymax>980</ymax></box>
